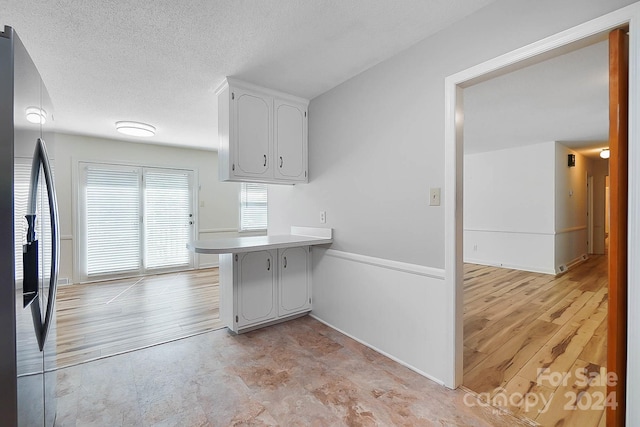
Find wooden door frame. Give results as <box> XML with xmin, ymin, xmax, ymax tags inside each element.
<box><xmin>608</xmin><ymin>27</ymin><xmax>629</xmax><ymax>427</ymax></box>
<box><xmin>443</xmin><ymin>3</ymin><xmax>640</xmax><ymax>424</ymax></box>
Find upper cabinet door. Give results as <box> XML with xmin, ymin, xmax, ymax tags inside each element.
<box><xmin>234</xmin><ymin>89</ymin><xmax>272</xmax><ymax>177</ymax></box>
<box><xmin>274</xmin><ymin>100</ymin><xmax>307</xmax><ymax>182</ymax></box>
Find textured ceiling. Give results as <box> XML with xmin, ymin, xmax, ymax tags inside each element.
<box><xmin>464</xmin><ymin>39</ymin><xmax>609</xmax><ymax>159</ymax></box>
<box><xmin>2</xmin><ymin>0</ymin><xmax>496</xmax><ymax>150</ymax></box>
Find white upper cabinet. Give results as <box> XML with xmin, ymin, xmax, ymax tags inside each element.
<box><xmin>274</xmin><ymin>100</ymin><xmax>307</xmax><ymax>182</ymax></box>
<box><xmin>217</xmin><ymin>78</ymin><xmax>308</xmax><ymax>184</ymax></box>
<box><xmin>235</xmin><ymin>89</ymin><xmax>272</xmax><ymax>177</ymax></box>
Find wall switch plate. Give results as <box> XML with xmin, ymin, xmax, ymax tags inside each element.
<box><xmin>320</xmin><ymin>211</ymin><xmax>326</xmax><ymax>224</ymax></box>
<box><xmin>430</xmin><ymin>188</ymin><xmax>441</xmax><ymax>206</ymax></box>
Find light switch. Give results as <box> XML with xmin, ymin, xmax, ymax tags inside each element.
<box><xmin>430</xmin><ymin>188</ymin><xmax>441</xmax><ymax>206</ymax></box>
<box><xmin>200</xmin><ymin>201</ymin><xmax>205</xmax><ymax>207</ymax></box>
<box><xmin>320</xmin><ymin>211</ymin><xmax>326</xmax><ymax>224</ymax></box>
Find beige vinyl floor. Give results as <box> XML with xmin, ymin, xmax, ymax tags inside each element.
<box><xmin>53</xmin><ymin>315</ymin><xmax>529</xmax><ymax>426</ymax></box>
<box><xmin>26</xmin><ymin>256</ymin><xmax>609</xmax><ymax>425</ymax></box>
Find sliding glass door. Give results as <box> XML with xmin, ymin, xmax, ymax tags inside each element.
<box><xmin>79</xmin><ymin>162</ymin><xmax>195</xmax><ymax>281</ymax></box>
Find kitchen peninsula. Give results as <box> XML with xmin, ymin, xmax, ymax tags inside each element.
<box><xmin>188</xmin><ymin>227</ymin><xmax>332</xmax><ymax>333</ymax></box>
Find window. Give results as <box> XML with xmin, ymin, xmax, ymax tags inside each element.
<box><xmin>240</xmin><ymin>183</ymin><xmax>268</xmax><ymax>231</ymax></box>
<box><xmin>79</xmin><ymin>162</ymin><xmax>194</xmax><ymax>281</ymax></box>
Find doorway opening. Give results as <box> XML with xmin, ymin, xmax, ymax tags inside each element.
<box><xmin>444</xmin><ymin>7</ymin><xmax>638</xmax><ymax>427</ymax></box>
<box><xmin>459</xmin><ymin>39</ymin><xmax>611</xmax><ymax>426</ymax></box>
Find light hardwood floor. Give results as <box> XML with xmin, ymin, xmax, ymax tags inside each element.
<box><xmin>52</xmin><ymin>268</ymin><xmax>223</xmax><ymax>369</ymax></box>
<box><xmin>463</xmin><ymin>255</ymin><xmax>608</xmax><ymax>426</ymax></box>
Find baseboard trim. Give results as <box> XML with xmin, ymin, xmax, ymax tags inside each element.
<box><xmin>309</xmin><ymin>313</ymin><xmax>445</xmax><ymax>387</ymax></box>
<box><xmin>323</xmin><ymin>249</ymin><xmax>445</xmax><ymax>280</ymax></box>
<box><xmin>464</xmin><ymin>258</ymin><xmax>556</xmax><ymax>275</ymax></box>
<box><xmin>556</xmin><ymin>253</ymin><xmax>589</xmax><ymax>275</ymax></box>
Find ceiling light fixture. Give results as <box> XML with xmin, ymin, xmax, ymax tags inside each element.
<box><xmin>115</xmin><ymin>121</ymin><xmax>156</xmax><ymax>137</ymax></box>
<box><xmin>600</xmin><ymin>148</ymin><xmax>610</xmax><ymax>159</ymax></box>
<box><xmin>25</xmin><ymin>107</ymin><xmax>47</xmax><ymax>124</ymax></box>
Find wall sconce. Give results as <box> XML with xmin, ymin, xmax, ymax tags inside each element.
<box><xmin>600</xmin><ymin>148</ymin><xmax>610</xmax><ymax>159</ymax></box>
<box><xmin>568</xmin><ymin>154</ymin><xmax>576</xmax><ymax>167</ymax></box>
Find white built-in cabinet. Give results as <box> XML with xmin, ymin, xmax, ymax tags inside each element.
<box><xmin>221</xmin><ymin>246</ymin><xmax>311</xmax><ymax>333</ymax></box>
<box><xmin>216</xmin><ymin>78</ymin><xmax>308</xmax><ymax>184</ymax></box>
<box><xmin>278</xmin><ymin>246</ymin><xmax>311</xmax><ymax>316</ymax></box>
<box><xmin>236</xmin><ymin>250</ymin><xmax>276</xmax><ymax>329</ymax></box>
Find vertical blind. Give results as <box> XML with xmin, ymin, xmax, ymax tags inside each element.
<box><xmin>81</xmin><ymin>163</ymin><xmax>194</xmax><ymax>279</ymax></box>
<box><xmin>85</xmin><ymin>167</ymin><xmax>141</xmax><ymax>276</ymax></box>
<box><xmin>144</xmin><ymin>170</ymin><xmax>191</xmax><ymax>269</ymax></box>
<box><xmin>14</xmin><ymin>160</ymin><xmax>53</xmax><ymax>285</ymax></box>
<box><xmin>13</xmin><ymin>160</ymin><xmax>31</xmax><ymax>283</ymax></box>
<box><xmin>240</xmin><ymin>183</ymin><xmax>268</xmax><ymax>231</ymax></box>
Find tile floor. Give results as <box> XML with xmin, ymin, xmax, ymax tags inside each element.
<box><xmin>54</xmin><ymin>316</ymin><xmax>529</xmax><ymax>426</ymax></box>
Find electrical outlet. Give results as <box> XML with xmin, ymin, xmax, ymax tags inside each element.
<box><xmin>320</xmin><ymin>211</ymin><xmax>326</xmax><ymax>224</ymax></box>
<box><xmin>430</xmin><ymin>188</ymin><xmax>441</xmax><ymax>206</ymax></box>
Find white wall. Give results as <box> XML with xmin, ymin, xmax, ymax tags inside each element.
<box><xmin>464</xmin><ymin>142</ymin><xmax>556</xmax><ymax>273</ymax></box>
<box><xmin>53</xmin><ymin>133</ymin><xmax>243</xmax><ymax>284</ymax></box>
<box><xmin>464</xmin><ymin>142</ymin><xmax>592</xmax><ymax>274</ymax></box>
<box><xmin>554</xmin><ymin>144</ymin><xmax>589</xmax><ymax>270</ymax></box>
<box><xmin>268</xmin><ymin>0</ymin><xmax>636</xmax><ymax>384</ymax></box>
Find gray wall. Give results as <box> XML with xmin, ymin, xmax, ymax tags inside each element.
<box><xmin>267</xmin><ymin>0</ymin><xmax>637</xmax><ymax>387</ymax></box>
<box><xmin>269</xmin><ymin>0</ymin><xmax>637</xmax><ymax>267</ymax></box>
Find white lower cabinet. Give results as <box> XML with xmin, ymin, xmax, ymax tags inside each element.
<box><xmin>278</xmin><ymin>246</ymin><xmax>311</xmax><ymax>316</ymax></box>
<box><xmin>236</xmin><ymin>250</ymin><xmax>276</xmax><ymax>329</ymax></box>
<box><xmin>221</xmin><ymin>246</ymin><xmax>311</xmax><ymax>333</ymax></box>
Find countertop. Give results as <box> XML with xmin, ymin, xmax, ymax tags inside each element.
<box><xmin>187</xmin><ymin>226</ymin><xmax>333</xmax><ymax>254</ymax></box>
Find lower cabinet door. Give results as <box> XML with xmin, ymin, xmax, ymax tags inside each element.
<box><xmin>237</xmin><ymin>250</ymin><xmax>276</xmax><ymax>328</ymax></box>
<box><xmin>278</xmin><ymin>246</ymin><xmax>311</xmax><ymax>316</ymax></box>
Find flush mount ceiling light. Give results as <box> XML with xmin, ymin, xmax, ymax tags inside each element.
<box><xmin>115</xmin><ymin>121</ymin><xmax>156</xmax><ymax>137</ymax></box>
<box><xmin>600</xmin><ymin>148</ymin><xmax>610</xmax><ymax>159</ymax></box>
<box><xmin>25</xmin><ymin>107</ymin><xmax>47</xmax><ymax>124</ymax></box>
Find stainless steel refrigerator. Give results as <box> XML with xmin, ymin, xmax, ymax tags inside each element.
<box><xmin>1</xmin><ymin>26</ymin><xmax>59</xmax><ymax>426</ymax></box>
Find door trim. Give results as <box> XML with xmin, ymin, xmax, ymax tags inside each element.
<box><xmin>608</xmin><ymin>27</ymin><xmax>629</xmax><ymax>427</ymax></box>
<box><xmin>443</xmin><ymin>3</ymin><xmax>640</xmax><ymax>423</ymax></box>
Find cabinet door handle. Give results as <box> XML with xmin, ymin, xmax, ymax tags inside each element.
<box><xmin>283</xmin><ymin>256</ymin><xmax>287</xmax><ymax>268</ymax></box>
<box><xmin>279</xmin><ymin>156</ymin><xmax>283</xmax><ymax>168</ymax></box>
<box><xmin>267</xmin><ymin>258</ymin><xmax>271</xmax><ymax>271</ymax></box>
<box><xmin>263</xmin><ymin>154</ymin><xmax>267</xmax><ymax>167</ymax></box>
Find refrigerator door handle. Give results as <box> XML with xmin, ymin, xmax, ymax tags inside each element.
<box><xmin>25</xmin><ymin>138</ymin><xmax>59</xmax><ymax>351</ymax></box>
